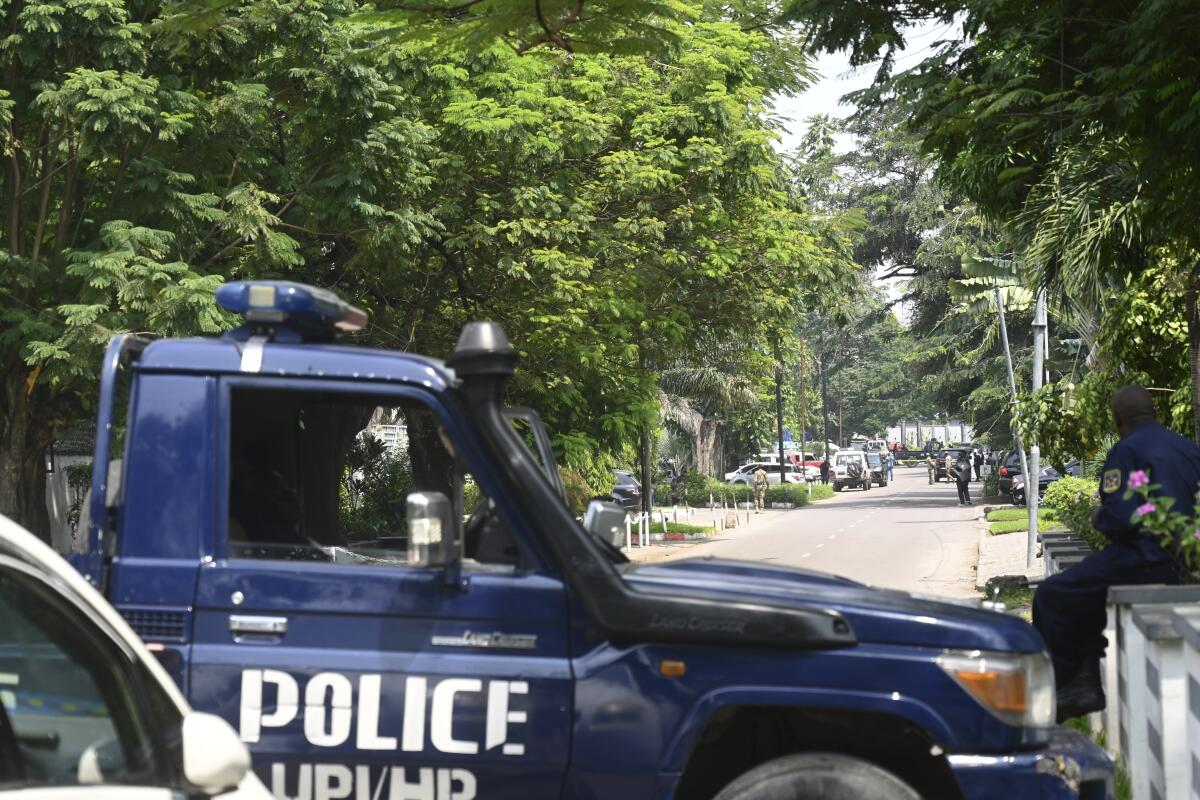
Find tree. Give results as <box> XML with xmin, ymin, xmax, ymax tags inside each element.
<box><xmin>784</xmin><ymin>0</ymin><xmax>1200</xmax><ymax>440</ymax></box>
<box><xmin>1</xmin><ymin>0</ymin><xmax>852</xmax><ymax>537</ymax></box>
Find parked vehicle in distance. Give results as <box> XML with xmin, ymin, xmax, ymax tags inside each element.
<box><xmin>1011</xmin><ymin>466</ymin><xmax>1062</xmax><ymax>505</ymax></box>
<box><xmin>726</xmin><ymin>462</ymin><xmax>804</xmax><ymax>485</ymax></box>
<box><xmin>936</xmin><ymin>448</ymin><xmax>973</xmax><ymax>482</ymax></box>
<box><xmin>0</xmin><ymin>514</ymin><xmax>268</xmax><ymax>799</ymax></box>
<box><xmin>997</xmin><ymin>450</ymin><xmax>1024</xmax><ymax>495</ymax></box>
<box><xmin>1064</xmin><ymin>459</ymin><xmax>1083</xmax><ymax>478</ymax></box>
<box><xmin>611</xmin><ymin>469</ymin><xmax>645</xmax><ymax>512</ymax></box>
<box><xmin>865</xmin><ymin>451</ymin><xmax>888</xmax><ymax>487</ymax></box>
<box><xmin>832</xmin><ymin>451</ymin><xmax>872</xmax><ymax>491</ymax></box>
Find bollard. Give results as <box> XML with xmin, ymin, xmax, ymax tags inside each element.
<box><xmin>640</xmin><ymin>512</ymin><xmax>649</xmax><ymax>547</ymax></box>
<box><xmin>624</xmin><ymin>514</ymin><xmax>632</xmax><ymax>551</ymax></box>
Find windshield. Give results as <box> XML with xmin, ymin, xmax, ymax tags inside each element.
<box><xmin>866</xmin><ymin>453</ymin><xmax>881</xmax><ymax>466</ymax></box>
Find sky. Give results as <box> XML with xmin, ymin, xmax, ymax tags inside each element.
<box><xmin>768</xmin><ymin>20</ymin><xmax>960</xmax><ymax>321</ymax></box>
<box><xmin>770</xmin><ymin>19</ymin><xmax>958</xmax><ymax>153</ymax></box>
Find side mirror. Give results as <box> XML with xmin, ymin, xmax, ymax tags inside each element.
<box><xmin>181</xmin><ymin>712</ymin><xmax>251</xmax><ymax>794</ymax></box>
<box><xmin>584</xmin><ymin>500</ymin><xmax>628</xmax><ymax>549</ymax></box>
<box><xmin>407</xmin><ymin>491</ymin><xmax>455</xmax><ymax>567</ymax></box>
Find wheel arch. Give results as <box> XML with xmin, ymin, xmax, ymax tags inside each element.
<box><xmin>665</xmin><ymin>690</ymin><xmax>963</xmax><ymax>800</ymax></box>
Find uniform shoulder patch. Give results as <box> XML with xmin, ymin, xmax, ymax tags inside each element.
<box><xmin>1102</xmin><ymin>468</ymin><xmax>1122</xmax><ymax>494</ymax></box>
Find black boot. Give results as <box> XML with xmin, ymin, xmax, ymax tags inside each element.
<box><xmin>1055</xmin><ymin>659</ymin><xmax>1105</xmax><ymax>723</ymax></box>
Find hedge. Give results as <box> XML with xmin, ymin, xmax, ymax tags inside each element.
<box><xmin>676</xmin><ymin>474</ymin><xmax>833</xmax><ymax>507</ymax></box>
<box><xmin>1042</xmin><ymin>476</ymin><xmax>1106</xmax><ymax>551</ymax></box>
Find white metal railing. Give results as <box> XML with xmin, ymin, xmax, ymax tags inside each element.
<box><xmin>1102</xmin><ymin>584</ymin><xmax>1200</xmax><ymax>799</ymax></box>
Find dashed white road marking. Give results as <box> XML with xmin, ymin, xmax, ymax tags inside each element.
<box><xmin>817</xmin><ymin>543</ymin><xmax>825</xmax><ymax>549</ymax></box>
<box><xmin>828</xmin><ymin>535</ymin><xmax>836</xmax><ymax>540</ymax></box>
<box><xmin>801</xmin><ymin>552</ymin><xmax>811</xmax><ymax>558</ymax></box>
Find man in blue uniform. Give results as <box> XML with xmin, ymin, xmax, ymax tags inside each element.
<box><xmin>1032</xmin><ymin>385</ymin><xmax>1200</xmax><ymax>721</ymax></box>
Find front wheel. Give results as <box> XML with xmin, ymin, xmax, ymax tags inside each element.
<box><xmin>714</xmin><ymin>752</ymin><xmax>921</xmax><ymax>800</ymax></box>
<box><xmin>833</xmin><ymin>483</ymin><xmax>842</xmax><ymax>492</ymax></box>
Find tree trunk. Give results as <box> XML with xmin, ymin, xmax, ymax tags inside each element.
<box><xmin>0</xmin><ymin>366</ymin><xmax>52</xmax><ymax>541</ymax></box>
<box><xmin>696</xmin><ymin>417</ymin><xmax>723</xmax><ymax>478</ymax></box>
<box><xmin>1188</xmin><ymin>278</ymin><xmax>1200</xmax><ymax>443</ymax></box>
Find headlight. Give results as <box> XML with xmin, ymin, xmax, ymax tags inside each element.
<box><xmin>936</xmin><ymin>649</ymin><xmax>1055</xmax><ymax>728</ymax></box>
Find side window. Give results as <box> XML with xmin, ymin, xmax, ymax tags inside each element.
<box><xmin>0</xmin><ymin>569</ymin><xmax>162</xmax><ymax>787</ymax></box>
<box><xmin>226</xmin><ymin>388</ymin><xmax>521</xmax><ymax>568</ymax></box>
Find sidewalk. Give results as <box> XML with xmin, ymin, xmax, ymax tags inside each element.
<box><xmin>974</xmin><ymin>506</ymin><xmax>1045</xmax><ymax>591</ymax></box>
<box><xmin>623</xmin><ymin>507</ymin><xmax>794</xmax><ymax>565</ymax></box>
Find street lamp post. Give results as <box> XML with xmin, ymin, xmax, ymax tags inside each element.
<box><xmin>1028</xmin><ymin>289</ymin><xmax>1047</xmax><ymax>567</ymax></box>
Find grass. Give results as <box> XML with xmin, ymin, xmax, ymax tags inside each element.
<box><xmin>986</xmin><ymin>508</ymin><xmax>1063</xmax><ymax>535</ymax></box>
<box><xmin>984</xmin><ymin>584</ymin><xmax>1034</xmax><ymax>609</ymax></box>
<box><xmin>986</xmin><ymin>507</ymin><xmax>1061</xmax><ymax>523</ymax></box>
<box><xmin>1061</xmin><ymin>718</ymin><xmax>1131</xmax><ymax>800</ymax></box>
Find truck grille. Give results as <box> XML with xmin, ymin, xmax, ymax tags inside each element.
<box><xmin>121</xmin><ymin>608</ymin><xmax>189</xmax><ymax>643</ymax></box>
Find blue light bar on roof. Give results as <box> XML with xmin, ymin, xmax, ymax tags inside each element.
<box><xmin>215</xmin><ymin>281</ymin><xmax>368</xmax><ymax>334</ymax></box>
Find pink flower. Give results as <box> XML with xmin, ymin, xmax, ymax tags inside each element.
<box><xmin>1134</xmin><ymin>502</ymin><xmax>1156</xmax><ymax>517</ymax></box>
<box><xmin>1128</xmin><ymin>470</ymin><xmax>1149</xmax><ymax>489</ymax></box>
<box><xmin>1194</xmin><ymin>530</ymin><xmax>1200</xmax><ymax>540</ymax></box>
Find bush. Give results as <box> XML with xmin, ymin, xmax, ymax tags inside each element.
<box><xmin>984</xmin><ymin>469</ymin><xmax>1000</xmax><ymax>498</ymax></box>
<box><xmin>1042</xmin><ymin>476</ymin><xmax>1106</xmax><ymax>551</ymax></box>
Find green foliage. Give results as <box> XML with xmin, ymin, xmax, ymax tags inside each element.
<box><xmin>340</xmin><ymin>437</ymin><xmax>413</xmax><ymax>539</ymax></box>
<box><xmin>0</xmin><ymin>0</ymin><xmax>852</xmax><ymax>537</ymax></box>
<box><xmin>665</xmin><ymin>522</ymin><xmax>711</xmax><ymax>535</ymax></box>
<box><xmin>787</xmin><ymin>0</ymin><xmax>1200</xmax><ymax>451</ymax></box>
<box><xmin>989</xmin><ymin>516</ymin><xmax>1064</xmax><ymax>536</ymax></box>
<box><xmin>1042</xmin><ymin>476</ymin><xmax>1105</xmax><ymax>552</ymax></box>
<box><xmin>677</xmin><ymin>474</ymin><xmax>831</xmax><ymax>506</ymax></box>
<box><xmin>1121</xmin><ymin>471</ymin><xmax>1200</xmax><ymax>579</ymax></box>
<box><xmin>983</xmin><ymin>468</ymin><xmax>1000</xmax><ymax>498</ymax></box>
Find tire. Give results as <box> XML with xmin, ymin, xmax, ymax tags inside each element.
<box><xmin>833</xmin><ymin>483</ymin><xmax>842</xmax><ymax>492</ymax></box>
<box><xmin>713</xmin><ymin>752</ymin><xmax>921</xmax><ymax>800</ymax></box>
<box><xmin>863</xmin><ymin>479</ymin><xmax>871</xmax><ymax>491</ymax></box>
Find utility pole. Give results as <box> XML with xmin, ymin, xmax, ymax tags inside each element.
<box><xmin>774</xmin><ymin>342</ymin><xmax>787</xmax><ymax>486</ymax></box>
<box><xmin>1028</xmin><ymin>289</ymin><xmax>1047</xmax><ymax>567</ymax></box>
<box><xmin>994</xmin><ymin>287</ymin><xmax>1033</xmax><ymax>564</ymax></box>
<box><xmin>820</xmin><ymin>350</ymin><xmax>831</xmax><ymax>456</ymax></box>
<box><xmin>798</xmin><ymin>339</ymin><xmax>807</xmax><ymax>448</ymax></box>
<box><xmin>837</xmin><ymin>351</ymin><xmax>844</xmax><ymax>448</ymax></box>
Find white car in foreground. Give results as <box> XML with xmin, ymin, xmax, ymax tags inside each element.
<box><xmin>0</xmin><ymin>514</ymin><xmax>270</xmax><ymax>800</ymax></box>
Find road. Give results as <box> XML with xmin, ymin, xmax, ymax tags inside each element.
<box><xmin>641</xmin><ymin>466</ymin><xmax>983</xmax><ymax>599</ymax></box>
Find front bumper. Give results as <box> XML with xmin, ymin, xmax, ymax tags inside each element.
<box><xmin>949</xmin><ymin>727</ymin><xmax>1113</xmax><ymax>799</ymax></box>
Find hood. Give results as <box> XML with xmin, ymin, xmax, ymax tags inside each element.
<box><xmin>624</xmin><ymin>558</ymin><xmax>1044</xmax><ymax>653</ymax></box>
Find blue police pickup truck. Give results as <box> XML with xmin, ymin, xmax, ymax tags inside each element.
<box><xmin>66</xmin><ymin>281</ymin><xmax>1112</xmax><ymax>800</ymax></box>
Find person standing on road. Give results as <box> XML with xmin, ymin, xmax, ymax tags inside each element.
<box><xmin>886</xmin><ymin>451</ymin><xmax>895</xmax><ymax>482</ymax></box>
<box><xmin>752</xmin><ymin>465</ymin><xmax>768</xmax><ymax>513</ymax></box>
<box><xmin>926</xmin><ymin>452</ymin><xmax>936</xmax><ymax>484</ymax></box>
<box><xmin>819</xmin><ymin>457</ymin><xmax>830</xmax><ymax>485</ymax></box>
<box><xmin>954</xmin><ymin>452</ymin><xmax>972</xmax><ymax>505</ymax></box>
<box><xmin>1032</xmin><ymin>385</ymin><xmax>1200</xmax><ymax>722</ymax></box>
<box><xmin>973</xmin><ymin>448</ymin><xmax>983</xmax><ymax>480</ymax></box>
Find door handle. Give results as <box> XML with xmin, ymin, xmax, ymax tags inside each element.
<box><xmin>229</xmin><ymin>615</ymin><xmax>288</xmax><ymax>636</ymax></box>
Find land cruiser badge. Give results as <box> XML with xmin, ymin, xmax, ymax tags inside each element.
<box><xmin>431</xmin><ymin>630</ymin><xmax>538</xmax><ymax>650</ymax></box>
